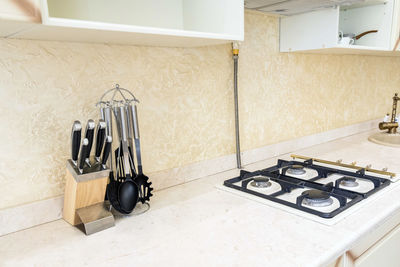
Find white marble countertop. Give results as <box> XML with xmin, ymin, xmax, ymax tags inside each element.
<box><xmin>2</xmin><ymin>130</ymin><xmax>400</xmax><ymax>267</ymax></box>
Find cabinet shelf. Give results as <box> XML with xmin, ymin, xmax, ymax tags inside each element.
<box><xmin>287</xmin><ymin>45</ymin><xmax>399</xmax><ymax>56</ymax></box>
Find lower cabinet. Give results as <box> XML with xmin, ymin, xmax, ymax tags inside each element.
<box><xmin>327</xmin><ymin>212</ymin><xmax>400</xmax><ymax>267</ymax></box>
<box><xmin>353</xmin><ymin>223</ymin><xmax>400</xmax><ymax>267</ymax></box>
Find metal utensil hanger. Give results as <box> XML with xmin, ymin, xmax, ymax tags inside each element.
<box><xmin>96</xmin><ymin>84</ymin><xmax>140</xmax><ymax>173</ymax></box>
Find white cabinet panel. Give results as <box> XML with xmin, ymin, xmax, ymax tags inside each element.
<box><xmin>280</xmin><ymin>8</ymin><xmax>339</xmax><ymax>51</ymax></box>
<box><xmin>46</xmin><ymin>0</ymin><xmax>184</xmax><ymax>30</ymax></box>
<box><xmin>355</xmin><ymin>223</ymin><xmax>400</xmax><ymax>267</ymax></box>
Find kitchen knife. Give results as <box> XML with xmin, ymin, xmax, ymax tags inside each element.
<box><xmin>71</xmin><ymin>120</ymin><xmax>82</xmax><ymax>167</ymax></box>
<box><xmin>95</xmin><ymin>120</ymin><xmax>107</xmax><ymax>162</ymax></box>
<box><xmin>83</xmin><ymin>119</ymin><xmax>95</xmax><ymax>167</ymax></box>
<box><xmin>101</xmin><ymin>136</ymin><xmax>112</xmax><ymax>169</ymax></box>
<box><xmin>78</xmin><ymin>138</ymin><xmax>89</xmax><ymax>174</ymax></box>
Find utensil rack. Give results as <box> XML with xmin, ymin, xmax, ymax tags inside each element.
<box><xmin>97</xmin><ymin>84</ymin><xmax>153</xmax><ymax>214</ymax></box>
<box><xmin>96</xmin><ymin>84</ymin><xmax>140</xmax><ymax>175</ymax></box>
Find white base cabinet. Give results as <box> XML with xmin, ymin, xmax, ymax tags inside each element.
<box><xmin>354</xmin><ymin>223</ymin><xmax>400</xmax><ymax>267</ymax></box>
<box><xmin>327</xmin><ymin>211</ymin><xmax>400</xmax><ymax>267</ymax></box>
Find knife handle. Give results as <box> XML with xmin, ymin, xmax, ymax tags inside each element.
<box><xmin>71</xmin><ymin>121</ymin><xmax>81</xmax><ymax>165</ymax></box>
<box><xmin>101</xmin><ymin>136</ymin><xmax>112</xmax><ymax>168</ymax></box>
<box><xmin>78</xmin><ymin>138</ymin><xmax>89</xmax><ymax>173</ymax></box>
<box><xmin>95</xmin><ymin>120</ymin><xmax>106</xmax><ymax>161</ymax></box>
<box><xmin>84</xmin><ymin>119</ymin><xmax>95</xmax><ymax>160</ymax></box>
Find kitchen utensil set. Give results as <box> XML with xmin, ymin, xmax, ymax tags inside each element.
<box><xmin>98</xmin><ymin>84</ymin><xmax>153</xmax><ymax>214</ymax></box>
<box><xmin>70</xmin><ymin>119</ymin><xmax>112</xmax><ymax>174</ymax></box>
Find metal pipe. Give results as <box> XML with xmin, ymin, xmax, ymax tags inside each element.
<box><xmin>391</xmin><ymin>93</ymin><xmax>399</xmax><ymax>123</ymax></box>
<box><xmin>233</xmin><ymin>43</ymin><xmax>242</xmax><ymax>169</ymax></box>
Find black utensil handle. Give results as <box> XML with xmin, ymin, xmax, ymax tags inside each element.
<box><xmin>72</xmin><ymin>130</ymin><xmax>81</xmax><ymax>162</ymax></box>
<box><xmin>101</xmin><ymin>136</ymin><xmax>112</xmax><ymax>166</ymax></box>
<box><xmin>84</xmin><ymin>120</ymin><xmax>95</xmax><ymax>159</ymax></box>
<box><xmin>95</xmin><ymin>121</ymin><xmax>106</xmax><ymax>158</ymax></box>
<box><xmin>71</xmin><ymin>121</ymin><xmax>82</xmax><ymax>163</ymax></box>
<box><xmin>85</xmin><ymin>129</ymin><xmax>94</xmax><ymax>157</ymax></box>
<box><xmin>79</xmin><ymin>138</ymin><xmax>89</xmax><ymax>172</ymax></box>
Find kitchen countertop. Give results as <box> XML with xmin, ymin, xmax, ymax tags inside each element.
<box><xmin>2</xmin><ymin>130</ymin><xmax>400</xmax><ymax>267</ymax></box>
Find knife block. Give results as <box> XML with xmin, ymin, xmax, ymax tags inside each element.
<box><xmin>63</xmin><ymin>160</ymin><xmax>111</xmax><ymax>225</ymax></box>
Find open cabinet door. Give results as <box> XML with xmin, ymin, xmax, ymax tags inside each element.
<box><xmin>280</xmin><ymin>7</ymin><xmax>340</xmax><ymax>52</ymax></box>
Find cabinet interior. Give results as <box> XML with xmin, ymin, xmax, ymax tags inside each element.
<box><xmin>339</xmin><ymin>0</ymin><xmax>394</xmax><ymax>48</ymax></box>
<box><xmin>46</xmin><ymin>0</ymin><xmax>241</xmax><ymax>36</ymax></box>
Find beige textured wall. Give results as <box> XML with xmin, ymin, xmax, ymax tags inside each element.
<box><xmin>239</xmin><ymin>11</ymin><xmax>400</xmax><ymax>150</ymax></box>
<box><xmin>0</xmin><ymin>11</ymin><xmax>399</xmax><ymax>209</ymax></box>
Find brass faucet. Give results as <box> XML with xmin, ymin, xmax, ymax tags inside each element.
<box><xmin>379</xmin><ymin>93</ymin><xmax>400</xmax><ymax>134</ymax></box>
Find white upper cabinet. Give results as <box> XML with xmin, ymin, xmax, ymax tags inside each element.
<box><xmin>279</xmin><ymin>0</ymin><xmax>400</xmax><ymax>56</ymax></box>
<box><xmin>0</xmin><ymin>0</ymin><xmax>244</xmax><ymax>47</ymax></box>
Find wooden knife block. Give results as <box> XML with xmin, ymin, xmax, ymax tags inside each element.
<box><xmin>63</xmin><ymin>160</ymin><xmax>110</xmax><ymax>225</ymax></box>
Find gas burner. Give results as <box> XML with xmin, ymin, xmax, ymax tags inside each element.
<box><xmin>286</xmin><ymin>165</ymin><xmax>306</xmax><ymax>175</ymax></box>
<box><xmin>224</xmin><ymin>158</ymin><xmax>391</xmax><ymax>219</ymax></box>
<box><xmin>250</xmin><ymin>176</ymin><xmax>272</xmax><ymax>188</ymax></box>
<box><xmin>340</xmin><ymin>177</ymin><xmax>359</xmax><ymax>187</ymax></box>
<box><xmin>302</xmin><ymin>190</ymin><xmax>333</xmax><ymax>207</ymax></box>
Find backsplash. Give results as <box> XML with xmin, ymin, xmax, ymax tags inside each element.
<box><xmin>0</xmin><ymin>10</ymin><xmax>399</xmax><ymax>210</ymax></box>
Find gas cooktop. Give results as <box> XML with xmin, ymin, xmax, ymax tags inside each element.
<box><xmin>222</xmin><ymin>155</ymin><xmax>395</xmax><ymax>223</ymax></box>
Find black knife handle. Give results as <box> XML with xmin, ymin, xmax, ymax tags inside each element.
<box><xmin>101</xmin><ymin>136</ymin><xmax>112</xmax><ymax>167</ymax></box>
<box><xmin>71</xmin><ymin>121</ymin><xmax>81</xmax><ymax>164</ymax></box>
<box><xmin>84</xmin><ymin>120</ymin><xmax>95</xmax><ymax>160</ymax></box>
<box><xmin>95</xmin><ymin>120</ymin><xmax>106</xmax><ymax>160</ymax></box>
<box><xmin>79</xmin><ymin>138</ymin><xmax>89</xmax><ymax>173</ymax></box>
<box><xmin>72</xmin><ymin>131</ymin><xmax>81</xmax><ymax>162</ymax></box>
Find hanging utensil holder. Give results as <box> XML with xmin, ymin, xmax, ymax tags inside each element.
<box><xmin>96</xmin><ymin>84</ymin><xmax>152</xmax><ymax>214</ymax></box>
<box><xmin>96</xmin><ymin>84</ymin><xmax>139</xmax><ymax>174</ymax></box>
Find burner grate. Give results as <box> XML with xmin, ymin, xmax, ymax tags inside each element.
<box><xmin>224</xmin><ymin>159</ymin><xmax>390</xmax><ymax>219</ymax></box>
